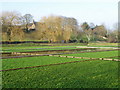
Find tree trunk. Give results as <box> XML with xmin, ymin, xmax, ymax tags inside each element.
<box><xmin>7</xmin><ymin>27</ymin><xmax>12</xmax><ymax>41</ymax></box>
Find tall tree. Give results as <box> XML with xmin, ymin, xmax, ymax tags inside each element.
<box><xmin>61</xmin><ymin>16</ymin><xmax>79</xmax><ymax>42</ymax></box>
<box><xmin>107</xmin><ymin>23</ymin><xmax>118</xmax><ymax>43</ymax></box>
<box><xmin>93</xmin><ymin>25</ymin><xmax>107</xmax><ymax>41</ymax></box>
<box><xmin>0</xmin><ymin>11</ymin><xmax>23</xmax><ymax>41</ymax></box>
<box><xmin>22</xmin><ymin>14</ymin><xmax>33</xmax><ymax>30</ymax></box>
<box><xmin>81</xmin><ymin>22</ymin><xmax>92</xmax><ymax>43</ymax></box>
<box><xmin>33</xmin><ymin>15</ymin><xmax>76</xmax><ymax>42</ymax></box>
<box><xmin>81</xmin><ymin>22</ymin><xmax>90</xmax><ymax>30</ymax></box>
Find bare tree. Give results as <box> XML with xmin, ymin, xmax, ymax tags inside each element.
<box><xmin>32</xmin><ymin>15</ymin><xmax>74</xmax><ymax>42</ymax></box>
<box><xmin>107</xmin><ymin>23</ymin><xmax>118</xmax><ymax>42</ymax></box>
<box><xmin>0</xmin><ymin>11</ymin><xmax>24</xmax><ymax>41</ymax></box>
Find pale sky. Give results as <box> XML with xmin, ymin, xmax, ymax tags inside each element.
<box><xmin>1</xmin><ymin>0</ymin><xmax>119</xmax><ymax>30</ymax></box>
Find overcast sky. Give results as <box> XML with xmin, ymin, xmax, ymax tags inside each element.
<box><xmin>1</xmin><ymin>0</ymin><xmax>119</xmax><ymax>30</ymax></box>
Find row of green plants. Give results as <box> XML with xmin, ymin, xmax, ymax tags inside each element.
<box><xmin>2</xmin><ymin>50</ymin><xmax>118</xmax><ymax>70</ymax></box>
<box><xmin>63</xmin><ymin>50</ymin><xmax>118</xmax><ymax>58</ymax></box>
<box><xmin>2</xmin><ymin>60</ymin><xmax>118</xmax><ymax>88</ymax></box>
<box><xmin>2</xmin><ymin>47</ymin><xmax>91</xmax><ymax>53</ymax></box>
<box><xmin>2</xmin><ymin>56</ymin><xmax>87</xmax><ymax>70</ymax></box>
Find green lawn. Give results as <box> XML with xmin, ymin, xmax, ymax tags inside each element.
<box><xmin>2</xmin><ymin>43</ymin><xmax>86</xmax><ymax>50</ymax></box>
<box><xmin>2</xmin><ymin>60</ymin><xmax>118</xmax><ymax>88</ymax></box>
<box><xmin>2</xmin><ymin>46</ymin><xmax>75</xmax><ymax>49</ymax></box>
<box><xmin>2</xmin><ymin>43</ymin><xmax>119</xmax><ymax>88</ymax></box>
<box><xmin>2</xmin><ymin>56</ymin><xmax>87</xmax><ymax>70</ymax></box>
<box><xmin>2</xmin><ymin>47</ymin><xmax>89</xmax><ymax>53</ymax></box>
<box><xmin>2</xmin><ymin>42</ymin><xmax>119</xmax><ymax>53</ymax></box>
<box><xmin>2</xmin><ymin>43</ymin><xmax>86</xmax><ymax>47</ymax></box>
<box><xmin>2</xmin><ymin>50</ymin><xmax>119</xmax><ymax>70</ymax></box>
<box><xmin>63</xmin><ymin>50</ymin><xmax>119</xmax><ymax>58</ymax></box>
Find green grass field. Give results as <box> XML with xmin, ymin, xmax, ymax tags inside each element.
<box><xmin>2</xmin><ymin>47</ymin><xmax>89</xmax><ymax>53</ymax></box>
<box><xmin>2</xmin><ymin>43</ymin><xmax>119</xmax><ymax>88</ymax></box>
<box><xmin>2</xmin><ymin>56</ymin><xmax>87</xmax><ymax>70</ymax></box>
<box><xmin>2</xmin><ymin>60</ymin><xmax>118</xmax><ymax>88</ymax></box>
<box><xmin>2</xmin><ymin>42</ymin><xmax>118</xmax><ymax>53</ymax></box>
<box><xmin>63</xmin><ymin>50</ymin><xmax>118</xmax><ymax>58</ymax></box>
